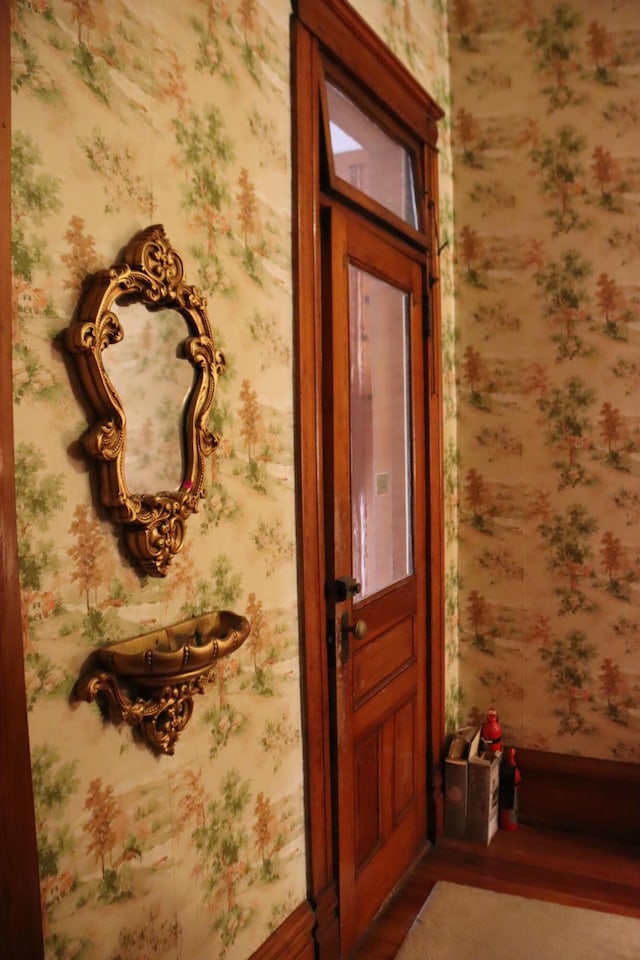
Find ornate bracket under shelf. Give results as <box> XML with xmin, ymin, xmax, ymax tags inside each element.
<box><xmin>75</xmin><ymin>610</ymin><xmax>250</xmax><ymax>755</ymax></box>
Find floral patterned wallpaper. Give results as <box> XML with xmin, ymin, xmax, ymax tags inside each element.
<box><xmin>449</xmin><ymin>0</ymin><xmax>640</xmax><ymax>762</ymax></box>
<box><xmin>10</xmin><ymin>1</ymin><xmax>455</xmax><ymax>957</ymax></box>
<box><xmin>12</xmin><ymin>1</ymin><xmax>304</xmax><ymax>957</ymax></box>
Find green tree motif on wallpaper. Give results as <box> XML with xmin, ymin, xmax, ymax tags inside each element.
<box><xmin>61</xmin><ymin>215</ymin><xmax>100</xmax><ymax>296</ymax></box>
<box><xmin>64</xmin><ymin>0</ymin><xmax>99</xmax><ymax>46</ymax></box>
<box><xmin>533</xmin><ymin>250</ymin><xmax>592</xmax><ymax>360</ymax></box>
<box><xmin>193</xmin><ymin>0</ymin><xmax>234</xmax><ymax>82</ymax></box>
<box><xmin>598</xmin><ymin>657</ymin><xmax>628</xmax><ymax>724</ymax></box>
<box><xmin>537</xmin><ymin>376</ymin><xmax>595</xmax><ymax>488</ymax></box>
<box><xmin>240</xmin><ymin>593</ymin><xmax>276</xmax><ymax>697</ymax></box>
<box><xmin>612</xmin><ymin>739</ymin><xmax>640</xmax><ymax>763</ymax></box>
<box><xmin>612</xmin><ymin>615</ymin><xmax>640</xmax><ymax>655</ymax></box>
<box><xmin>591</xmin><ymin>146</ymin><xmax>625</xmax><ymax>213</ymax></box>
<box><xmin>451</xmin><ymin>0</ymin><xmax>480</xmax><ymax>52</ymax></box>
<box><xmin>599</xmin><ymin>530</ymin><xmax>633</xmax><ymax>601</ymax></box>
<box><xmin>598</xmin><ymin>402</ymin><xmax>632</xmax><ymax>471</ymax></box>
<box><xmin>158</xmin><ymin>46</ymin><xmax>189</xmax><ymax>116</ymax></box>
<box><xmin>529</xmin><ymin>125</ymin><xmax>589</xmax><ymax>235</ymax></box>
<box><xmin>247</xmin><ymin>109</ymin><xmax>288</xmax><ymax>172</ymax></box>
<box><xmin>32</xmin><ymin>744</ymin><xmax>79</xmax><ymax>910</ymax></box>
<box><xmin>444</xmin><ymin>560</ymin><xmax>460</xmax><ymax>666</ymax></box>
<box><xmin>528</xmin><ymin>488</ymin><xmax>552</xmax><ymax>527</ymax></box>
<box><xmin>251</xmin><ymin>517</ymin><xmax>294</xmax><ymax>577</ymax></box>
<box><xmin>108</xmin><ymin>905</ymin><xmax>182</xmax><ymax>960</ymax></box>
<box><xmin>596</xmin><ymin>273</ymin><xmax>633</xmax><ymax>340</ymax></box>
<box><xmin>465</xmin><ymin>588</ymin><xmax>495</xmax><ymax>654</ymax></box>
<box><xmin>68</xmin><ymin>504</ymin><xmax>108</xmax><ymax>611</ymax></box>
<box><xmin>525</xmin><ymin>3</ymin><xmax>582</xmax><ymax>110</ymax></box>
<box><xmin>11</xmin><ymin>130</ymin><xmax>61</xmax><ymax>287</ymax></box>
<box><xmin>172</xmin><ymin>105</ymin><xmax>234</xmax><ymax>293</ymax></box>
<box><xmin>83</xmin><ymin>778</ymin><xmax>142</xmax><ymax>904</ymax></box>
<box><xmin>237</xmin><ymin>0</ymin><xmax>265</xmax><ymax>85</ymax></box>
<box><xmin>200</xmin><ymin>388</ymin><xmax>240</xmax><ymax>530</ymax></box>
<box><xmin>79</xmin><ymin>130</ymin><xmax>157</xmax><ymax>217</ymax></box>
<box><xmin>71</xmin><ymin>41</ymin><xmax>110</xmax><ymax>107</ymax></box>
<box><xmin>478</xmin><ymin>547</ymin><xmax>524</xmax><ymax>585</ymax></box>
<box><xmin>15</xmin><ymin>441</ymin><xmax>64</xmax><ymax>595</ymax></box>
<box><xmin>445</xmin><ymin>680</ymin><xmax>464</xmax><ymax>734</ymax></box>
<box><xmin>613</xmin><ymin>486</ymin><xmax>640</xmax><ymax>526</ymax></box>
<box><xmin>461</xmin><ymin>345</ymin><xmax>489</xmax><ymax>409</ymax></box>
<box><xmin>586</xmin><ymin>20</ymin><xmax>619</xmax><ymax>85</ymax></box>
<box><xmin>253</xmin><ymin>792</ymin><xmax>285</xmax><ymax>882</ymax></box>
<box><xmin>200</xmin><ymin>475</ymin><xmax>240</xmax><ymax>532</ymax></box>
<box><xmin>203</xmin><ymin>656</ymin><xmax>247</xmax><ymax>758</ymax></box>
<box><xmin>455</xmin><ymin>108</ymin><xmax>485</xmax><ymax>168</ymax></box>
<box><xmin>606</xmin><ymin>222</ymin><xmax>640</xmax><ymax>267</ymax></box>
<box><xmin>259</xmin><ymin>710</ymin><xmax>301</xmax><ymax>773</ymax></box>
<box><xmin>181</xmin><ymin>553</ymin><xmax>242</xmax><ymax>619</ymax></box>
<box><xmin>11</xmin><ymin>27</ymin><xmax>62</xmax><ymax>104</ymax></box>
<box><xmin>443</xmin><ymin>438</ymin><xmax>460</xmax><ymax>546</ymax></box>
<box><xmin>476</xmin><ymin>425</ymin><xmax>523</xmax><ymax>462</ymax></box>
<box><xmin>457</xmin><ymin>225</ymin><xmax>487</xmax><ymax>287</ymax></box>
<box><xmin>469</xmin><ymin>179</ymin><xmax>517</xmax><ymax>213</ymax></box>
<box><xmin>463</xmin><ymin>468</ymin><xmax>491</xmax><ymax>533</ymax></box>
<box><xmin>611</xmin><ymin>356</ymin><xmax>640</xmax><ymax>397</ymax></box>
<box><xmin>539</xmin><ymin>629</ymin><xmax>596</xmax><ymax>736</ymax></box>
<box><xmin>237</xmin><ymin>378</ymin><xmax>269</xmax><ymax>492</ymax></box>
<box><xmin>247</xmin><ymin>309</ymin><xmax>291</xmax><ymax>369</ymax></box>
<box><xmin>382</xmin><ymin>0</ymin><xmax>419</xmax><ymax>70</ymax></box>
<box><xmin>538</xmin><ymin>503</ymin><xmax>597</xmax><ymax>614</ymax></box>
<box><xmin>183</xmin><ymin>769</ymin><xmax>254</xmax><ymax>956</ymax></box>
<box><xmin>478</xmin><ymin>668</ymin><xmax>524</xmax><ymax>705</ymax></box>
<box><xmin>236</xmin><ymin>167</ymin><xmax>266</xmax><ymax>284</ymax></box>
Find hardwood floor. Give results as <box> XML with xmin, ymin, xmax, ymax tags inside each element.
<box><xmin>350</xmin><ymin>825</ymin><xmax>640</xmax><ymax>959</ymax></box>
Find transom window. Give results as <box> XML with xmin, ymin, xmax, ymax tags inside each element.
<box><xmin>325</xmin><ymin>80</ymin><xmax>419</xmax><ymax>230</ymax></box>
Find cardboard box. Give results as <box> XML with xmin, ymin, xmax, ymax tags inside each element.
<box><xmin>444</xmin><ymin>725</ymin><xmax>478</xmax><ymax>839</ymax></box>
<box><xmin>466</xmin><ymin>730</ymin><xmax>500</xmax><ymax>845</ymax></box>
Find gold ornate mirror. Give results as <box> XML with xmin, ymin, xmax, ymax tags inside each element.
<box><xmin>65</xmin><ymin>224</ymin><xmax>225</xmax><ymax>576</ymax></box>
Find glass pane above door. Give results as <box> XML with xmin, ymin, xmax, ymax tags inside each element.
<box><xmin>326</xmin><ymin>80</ymin><xmax>419</xmax><ymax>230</ymax></box>
<box><xmin>349</xmin><ymin>264</ymin><xmax>413</xmax><ymax>599</ymax></box>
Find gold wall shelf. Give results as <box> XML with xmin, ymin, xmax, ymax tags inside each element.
<box><xmin>76</xmin><ymin>610</ymin><xmax>250</xmax><ymax>755</ymax></box>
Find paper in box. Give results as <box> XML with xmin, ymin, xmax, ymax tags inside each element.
<box><xmin>444</xmin><ymin>725</ymin><xmax>478</xmax><ymax>839</ymax></box>
<box><xmin>466</xmin><ymin>729</ymin><xmax>500</xmax><ymax>845</ymax></box>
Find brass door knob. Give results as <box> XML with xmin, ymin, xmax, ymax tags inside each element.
<box><xmin>348</xmin><ymin>619</ymin><xmax>367</xmax><ymax>641</ymax></box>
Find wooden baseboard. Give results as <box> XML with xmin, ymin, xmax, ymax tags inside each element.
<box><xmin>516</xmin><ymin>748</ymin><xmax>640</xmax><ymax>843</ymax></box>
<box><xmin>248</xmin><ymin>899</ymin><xmax>316</xmax><ymax>960</ymax></box>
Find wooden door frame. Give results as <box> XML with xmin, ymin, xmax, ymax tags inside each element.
<box><xmin>292</xmin><ymin>2</ymin><xmax>445</xmax><ymax>956</ymax></box>
<box><xmin>0</xmin><ymin>5</ymin><xmax>46</xmax><ymax>958</ymax></box>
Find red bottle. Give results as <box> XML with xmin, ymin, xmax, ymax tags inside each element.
<box><xmin>499</xmin><ymin>747</ymin><xmax>522</xmax><ymax>830</ymax></box>
<box><xmin>480</xmin><ymin>707</ymin><xmax>502</xmax><ymax>755</ymax></box>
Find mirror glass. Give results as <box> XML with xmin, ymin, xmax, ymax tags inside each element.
<box><xmin>102</xmin><ymin>302</ymin><xmax>195</xmax><ymax>493</ymax></box>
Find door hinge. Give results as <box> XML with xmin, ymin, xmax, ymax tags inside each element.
<box><xmin>422</xmin><ymin>292</ymin><xmax>431</xmax><ymax>338</ymax></box>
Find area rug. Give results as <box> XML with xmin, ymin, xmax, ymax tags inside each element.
<box><xmin>395</xmin><ymin>881</ymin><xmax>640</xmax><ymax>960</ymax></box>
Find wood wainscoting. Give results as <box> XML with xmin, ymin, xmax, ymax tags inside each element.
<box><xmin>517</xmin><ymin>748</ymin><xmax>640</xmax><ymax>843</ymax></box>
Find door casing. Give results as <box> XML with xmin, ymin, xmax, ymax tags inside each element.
<box><xmin>292</xmin><ymin>2</ymin><xmax>446</xmax><ymax>957</ymax></box>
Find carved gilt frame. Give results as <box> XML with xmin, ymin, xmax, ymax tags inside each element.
<box><xmin>65</xmin><ymin>224</ymin><xmax>225</xmax><ymax>577</ymax></box>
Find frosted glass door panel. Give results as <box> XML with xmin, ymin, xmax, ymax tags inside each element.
<box><xmin>349</xmin><ymin>265</ymin><xmax>413</xmax><ymax>599</ymax></box>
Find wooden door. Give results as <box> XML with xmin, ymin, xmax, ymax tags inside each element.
<box><xmin>324</xmin><ymin>208</ymin><xmax>428</xmax><ymax>954</ymax></box>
